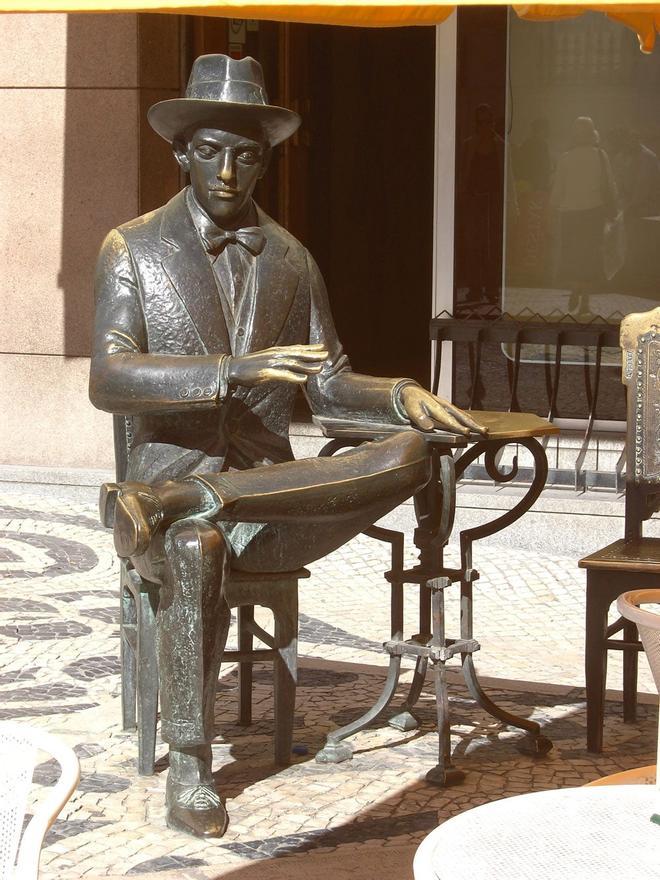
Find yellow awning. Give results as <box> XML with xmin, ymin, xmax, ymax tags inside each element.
<box><xmin>515</xmin><ymin>4</ymin><xmax>660</xmax><ymax>52</ymax></box>
<box><xmin>1</xmin><ymin>1</ymin><xmax>660</xmax><ymax>51</ymax></box>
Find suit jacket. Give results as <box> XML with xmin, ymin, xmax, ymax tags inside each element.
<box><xmin>90</xmin><ymin>188</ymin><xmax>409</xmax><ymax>482</ymax></box>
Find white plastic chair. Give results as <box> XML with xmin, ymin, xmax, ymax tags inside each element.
<box><xmin>617</xmin><ymin>589</ymin><xmax>660</xmax><ymax>824</ymax></box>
<box><xmin>0</xmin><ymin>723</ymin><xmax>80</xmax><ymax>880</ymax></box>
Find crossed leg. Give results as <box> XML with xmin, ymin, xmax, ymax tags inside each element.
<box><xmin>113</xmin><ymin>432</ymin><xmax>432</xmax><ymax>837</ymax></box>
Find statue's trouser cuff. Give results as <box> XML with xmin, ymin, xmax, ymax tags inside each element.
<box><xmin>182</xmin><ymin>474</ymin><xmax>230</xmax><ymax>519</ymax></box>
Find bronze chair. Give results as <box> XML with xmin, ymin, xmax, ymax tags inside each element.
<box><xmin>113</xmin><ymin>416</ymin><xmax>307</xmax><ymax>775</ymax></box>
<box><xmin>579</xmin><ymin>308</ymin><xmax>660</xmax><ymax>752</ymax></box>
<box><xmin>120</xmin><ymin>560</ymin><xmax>306</xmax><ymax>775</ymax></box>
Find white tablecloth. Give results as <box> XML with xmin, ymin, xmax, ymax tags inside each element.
<box><xmin>414</xmin><ymin>785</ymin><xmax>659</xmax><ymax>880</ymax></box>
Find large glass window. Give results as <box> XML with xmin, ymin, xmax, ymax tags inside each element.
<box><xmin>452</xmin><ymin>9</ymin><xmax>660</xmax><ymax>421</ymax></box>
<box><xmin>505</xmin><ymin>11</ymin><xmax>660</xmax><ymax>327</ymax></box>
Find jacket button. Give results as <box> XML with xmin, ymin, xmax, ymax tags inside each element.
<box><xmin>237</xmin><ymin>327</ymin><xmax>245</xmax><ymax>337</ymax></box>
<box><xmin>180</xmin><ymin>389</ymin><xmax>189</xmax><ymax>398</ymax></box>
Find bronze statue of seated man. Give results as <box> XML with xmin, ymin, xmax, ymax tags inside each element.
<box><xmin>89</xmin><ymin>53</ymin><xmax>485</xmax><ymax>839</ymax></box>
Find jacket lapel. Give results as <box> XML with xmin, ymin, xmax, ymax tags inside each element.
<box><xmin>240</xmin><ymin>208</ymin><xmax>301</xmax><ymax>354</ymax></box>
<box><xmin>160</xmin><ymin>191</ymin><xmax>232</xmax><ymax>355</ymax></box>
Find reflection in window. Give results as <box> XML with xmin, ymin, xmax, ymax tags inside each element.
<box><xmin>505</xmin><ymin>11</ymin><xmax>660</xmax><ymax>339</ymax></box>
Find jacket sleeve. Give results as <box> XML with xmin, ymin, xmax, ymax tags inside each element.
<box><xmin>89</xmin><ymin>229</ymin><xmax>229</xmax><ymax>415</ymax></box>
<box><xmin>303</xmin><ymin>250</ymin><xmax>416</xmax><ymax>424</ymax></box>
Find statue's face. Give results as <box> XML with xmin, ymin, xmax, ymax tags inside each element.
<box><xmin>176</xmin><ymin>127</ymin><xmax>267</xmax><ymax>227</ymax></box>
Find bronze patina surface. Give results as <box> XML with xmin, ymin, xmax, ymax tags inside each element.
<box><xmin>89</xmin><ymin>54</ymin><xmax>485</xmax><ymax>837</ymax></box>
<box><xmin>314</xmin><ymin>410</ymin><xmax>559</xmax><ymax>442</ymax></box>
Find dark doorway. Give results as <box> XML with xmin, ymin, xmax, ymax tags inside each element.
<box><xmin>185</xmin><ymin>19</ymin><xmax>436</xmax><ymax>386</ymax></box>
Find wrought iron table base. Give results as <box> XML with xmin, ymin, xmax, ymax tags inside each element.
<box><xmin>315</xmin><ymin>432</ymin><xmax>555</xmax><ymax>784</ymax></box>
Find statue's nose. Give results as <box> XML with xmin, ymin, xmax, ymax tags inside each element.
<box><xmin>218</xmin><ymin>149</ymin><xmax>234</xmax><ymax>182</ymax></box>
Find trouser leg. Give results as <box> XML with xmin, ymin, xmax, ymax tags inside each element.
<box><xmin>157</xmin><ymin>518</ymin><xmax>231</xmax><ymax>748</ymax></box>
<box><xmin>106</xmin><ymin>432</ymin><xmax>431</xmax><ymax>561</ymax></box>
<box><xmin>198</xmin><ymin>432</ymin><xmax>430</xmax><ymax>525</ymax></box>
<box><xmin>226</xmin><ymin>433</ymin><xmax>431</xmax><ymax>572</ymax></box>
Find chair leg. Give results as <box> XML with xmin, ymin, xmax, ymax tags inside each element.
<box><xmin>391</xmin><ymin>580</ymin><xmax>404</xmax><ymax>639</ymax></box>
<box><xmin>272</xmin><ymin>588</ymin><xmax>298</xmax><ymax>766</ymax></box>
<box><xmin>121</xmin><ymin>586</ymin><xmax>137</xmax><ymax>731</ymax></box>
<box><xmin>622</xmin><ymin>619</ymin><xmax>639</xmax><ymax>724</ymax></box>
<box><xmin>237</xmin><ymin>605</ymin><xmax>254</xmax><ymax>726</ymax></box>
<box><xmin>137</xmin><ymin>590</ymin><xmax>158</xmax><ymax>776</ymax></box>
<box><xmin>585</xmin><ymin>576</ymin><xmax>611</xmax><ymax>753</ymax></box>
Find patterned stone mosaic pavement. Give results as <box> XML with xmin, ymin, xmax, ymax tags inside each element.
<box><xmin>1</xmin><ymin>488</ymin><xmax>657</xmax><ymax>879</ymax></box>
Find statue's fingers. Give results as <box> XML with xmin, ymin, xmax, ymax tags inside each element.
<box><xmin>407</xmin><ymin>400</ymin><xmax>434</xmax><ymax>431</ymax></box>
<box><xmin>424</xmin><ymin>400</ymin><xmax>469</xmax><ymax>435</ymax></box>
<box><xmin>443</xmin><ymin>402</ymin><xmax>488</xmax><ymax>434</ymax></box>
<box><xmin>292</xmin><ymin>354</ymin><xmax>328</xmax><ymax>366</ymax></box>
<box><xmin>291</xmin><ymin>347</ymin><xmax>329</xmax><ymax>360</ymax></box>
<box><xmin>273</xmin><ymin>347</ymin><xmax>329</xmax><ymax>362</ymax></box>
<box><xmin>265</xmin><ymin>369</ymin><xmax>307</xmax><ymax>384</ymax></box>
<box><xmin>278</xmin><ymin>359</ymin><xmax>324</xmax><ymax>373</ymax></box>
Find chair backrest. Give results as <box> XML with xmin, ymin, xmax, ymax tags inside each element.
<box><xmin>0</xmin><ymin>723</ymin><xmax>79</xmax><ymax>880</ymax></box>
<box><xmin>620</xmin><ymin>308</ymin><xmax>660</xmax><ymax>540</ymax></box>
<box><xmin>617</xmin><ymin>590</ymin><xmax>660</xmax><ymax>823</ymax></box>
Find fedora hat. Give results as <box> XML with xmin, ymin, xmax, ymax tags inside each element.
<box><xmin>148</xmin><ymin>54</ymin><xmax>301</xmax><ymax>147</ymax></box>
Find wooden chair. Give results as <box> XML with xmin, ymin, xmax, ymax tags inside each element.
<box><xmin>112</xmin><ymin>416</ymin><xmax>307</xmax><ymax>775</ymax></box>
<box><xmin>579</xmin><ymin>307</ymin><xmax>660</xmax><ymax>752</ymax></box>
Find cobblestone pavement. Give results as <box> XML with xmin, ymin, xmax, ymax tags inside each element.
<box><xmin>1</xmin><ymin>489</ymin><xmax>657</xmax><ymax>879</ymax></box>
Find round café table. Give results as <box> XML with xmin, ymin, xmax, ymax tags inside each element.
<box><xmin>413</xmin><ymin>786</ymin><xmax>660</xmax><ymax>879</ymax></box>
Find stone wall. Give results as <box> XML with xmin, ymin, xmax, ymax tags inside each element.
<box><xmin>0</xmin><ymin>13</ymin><xmax>180</xmax><ymax>471</ymax></box>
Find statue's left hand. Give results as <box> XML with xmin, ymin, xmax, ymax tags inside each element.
<box><xmin>400</xmin><ymin>386</ymin><xmax>488</xmax><ymax>436</ymax></box>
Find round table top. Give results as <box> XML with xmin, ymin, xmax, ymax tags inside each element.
<box><xmin>414</xmin><ymin>786</ymin><xmax>660</xmax><ymax>880</ymax></box>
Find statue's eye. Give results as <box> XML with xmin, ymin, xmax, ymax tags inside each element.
<box><xmin>195</xmin><ymin>145</ymin><xmax>216</xmax><ymax>159</ymax></box>
<box><xmin>238</xmin><ymin>150</ymin><xmax>258</xmax><ymax>164</ymax></box>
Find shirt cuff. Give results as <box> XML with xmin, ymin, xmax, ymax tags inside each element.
<box><xmin>217</xmin><ymin>354</ymin><xmax>231</xmax><ymax>402</ymax></box>
<box><xmin>391</xmin><ymin>378</ymin><xmax>422</xmax><ymax>424</ymax></box>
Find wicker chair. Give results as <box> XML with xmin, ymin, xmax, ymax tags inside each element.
<box><xmin>0</xmin><ymin>723</ymin><xmax>79</xmax><ymax>879</ymax></box>
<box><xmin>617</xmin><ymin>588</ymin><xmax>660</xmax><ymax>823</ymax></box>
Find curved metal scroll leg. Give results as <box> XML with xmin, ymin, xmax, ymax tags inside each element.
<box><xmin>454</xmin><ymin>437</ymin><xmax>553</xmax><ymax>758</ymax></box>
<box><xmin>315</xmin><ymin>656</ymin><xmax>402</xmax><ymax>764</ymax></box>
<box><xmin>388</xmin><ymin>655</ymin><xmax>429</xmax><ymax>731</ymax></box>
<box><xmin>461</xmin><ymin>653</ymin><xmax>553</xmax><ymax>756</ymax></box>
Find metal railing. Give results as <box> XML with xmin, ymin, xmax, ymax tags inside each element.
<box><xmin>430</xmin><ymin>310</ymin><xmax>625</xmax><ymax>492</ymax></box>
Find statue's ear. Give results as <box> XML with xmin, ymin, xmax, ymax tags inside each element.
<box><xmin>258</xmin><ymin>147</ymin><xmax>272</xmax><ymax>179</ymax></box>
<box><xmin>173</xmin><ymin>137</ymin><xmax>190</xmax><ymax>173</ymax></box>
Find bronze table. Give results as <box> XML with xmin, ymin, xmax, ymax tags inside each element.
<box><xmin>314</xmin><ymin>411</ymin><xmax>560</xmax><ymax>785</ymax></box>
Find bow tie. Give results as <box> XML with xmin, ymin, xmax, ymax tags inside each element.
<box><xmin>204</xmin><ymin>227</ymin><xmax>266</xmax><ymax>257</ymax></box>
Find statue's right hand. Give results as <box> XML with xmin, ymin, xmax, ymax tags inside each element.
<box><xmin>227</xmin><ymin>344</ymin><xmax>329</xmax><ymax>388</ymax></box>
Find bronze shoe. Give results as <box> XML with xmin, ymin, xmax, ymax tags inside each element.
<box><xmin>99</xmin><ymin>482</ymin><xmax>163</xmax><ymax>558</ymax></box>
<box><xmin>165</xmin><ymin>779</ymin><xmax>228</xmax><ymax>838</ymax></box>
